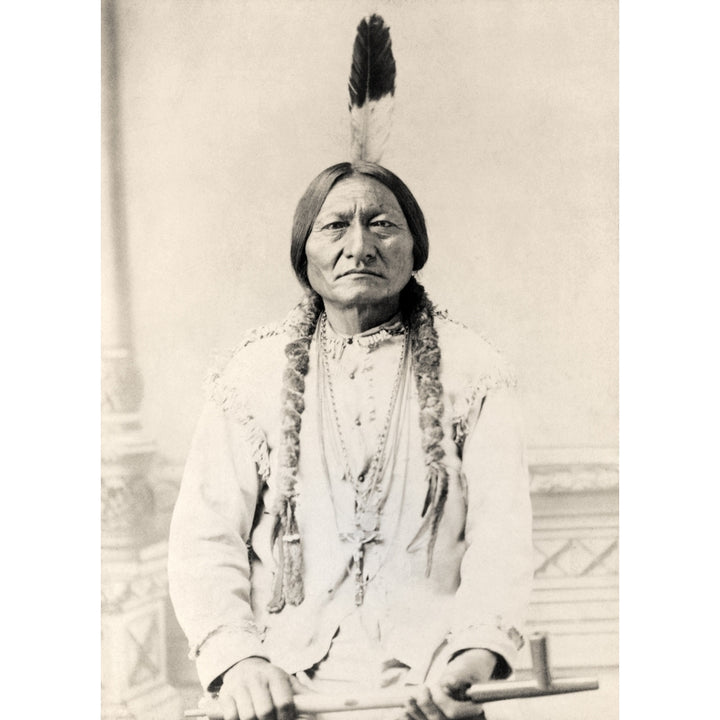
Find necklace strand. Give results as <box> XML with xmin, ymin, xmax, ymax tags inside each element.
<box><xmin>319</xmin><ymin>313</ymin><xmax>408</xmax><ymax>503</ymax></box>
<box><xmin>322</xmin><ymin>317</ymin><xmax>406</xmax><ymax>360</ymax></box>
<box><xmin>318</xmin><ymin>313</ymin><xmax>410</xmax><ymax>604</ymax></box>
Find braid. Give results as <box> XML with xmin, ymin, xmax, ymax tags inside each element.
<box><xmin>401</xmin><ymin>277</ymin><xmax>449</xmax><ymax>575</ymax></box>
<box><xmin>267</xmin><ymin>291</ymin><xmax>323</xmax><ymax>613</ymax></box>
<box><xmin>268</xmin><ymin>280</ymin><xmax>448</xmax><ymax>610</ymax></box>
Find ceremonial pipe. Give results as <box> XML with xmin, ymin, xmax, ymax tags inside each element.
<box><xmin>185</xmin><ymin>634</ymin><xmax>599</xmax><ymax>718</ymax></box>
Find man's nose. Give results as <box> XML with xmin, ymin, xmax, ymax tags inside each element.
<box><xmin>343</xmin><ymin>220</ymin><xmax>375</xmax><ymax>260</ymax></box>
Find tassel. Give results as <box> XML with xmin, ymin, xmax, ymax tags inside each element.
<box><xmin>348</xmin><ymin>14</ymin><xmax>396</xmax><ymax>163</ymax></box>
<box><xmin>421</xmin><ymin>462</ymin><xmax>439</xmax><ymax>517</ymax></box>
<box><xmin>406</xmin><ymin>461</ymin><xmax>447</xmax><ymax>556</ymax></box>
<box><xmin>282</xmin><ymin>505</ymin><xmax>305</xmax><ymax>606</ymax></box>
<box><xmin>267</xmin><ymin>527</ymin><xmax>286</xmax><ymax>614</ymax></box>
<box><xmin>267</xmin><ymin>502</ymin><xmax>306</xmax><ymax>611</ymax></box>
<box><xmin>270</xmin><ymin>512</ymin><xmax>283</xmax><ymax>548</ymax></box>
<box><xmin>425</xmin><ymin>463</ymin><xmax>449</xmax><ymax>577</ymax></box>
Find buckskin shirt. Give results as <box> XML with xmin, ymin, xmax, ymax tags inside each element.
<box><xmin>168</xmin><ymin>307</ymin><xmax>533</xmax><ymax>693</ymax></box>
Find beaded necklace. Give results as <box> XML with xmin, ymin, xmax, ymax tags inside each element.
<box><xmin>318</xmin><ymin>313</ymin><xmax>409</xmax><ymax>604</ymax></box>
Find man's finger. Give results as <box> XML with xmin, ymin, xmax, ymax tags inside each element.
<box><xmin>217</xmin><ymin>693</ymin><xmax>240</xmax><ymax>720</ymax></box>
<box><xmin>405</xmin><ymin>697</ymin><xmax>429</xmax><ymax>720</ymax></box>
<box><xmin>268</xmin><ymin>671</ymin><xmax>295</xmax><ymax>720</ymax></box>
<box><xmin>413</xmin><ymin>686</ymin><xmax>446</xmax><ymax>720</ymax></box>
<box><xmin>226</xmin><ymin>684</ymin><xmax>257</xmax><ymax>720</ymax></box>
<box><xmin>247</xmin><ymin>675</ymin><xmax>276</xmax><ymax>720</ymax></box>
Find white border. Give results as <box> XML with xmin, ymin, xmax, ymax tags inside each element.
<box><xmin>5</xmin><ymin>1</ymin><xmax>720</xmax><ymax>718</ymax></box>
<box><xmin>621</xmin><ymin>1</ymin><xmax>720</xmax><ymax>718</ymax></box>
<box><xmin>3</xmin><ymin>2</ymin><xmax>99</xmax><ymax>717</ymax></box>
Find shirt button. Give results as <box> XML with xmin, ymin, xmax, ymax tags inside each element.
<box><xmin>349</xmin><ymin>371</ymin><xmax>355</xmax><ymax>379</ymax></box>
<box><xmin>355</xmin><ymin>417</ymin><xmax>362</xmax><ymax>426</ymax></box>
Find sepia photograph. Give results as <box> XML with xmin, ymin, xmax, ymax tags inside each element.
<box><xmin>100</xmin><ymin>1</ymin><xmax>618</xmax><ymax>719</ymax></box>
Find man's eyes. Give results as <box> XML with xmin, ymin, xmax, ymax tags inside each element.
<box><xmin>319</xmin><ymin>219</ymin><xmax>396</xmax><ymax>231</ymax></box>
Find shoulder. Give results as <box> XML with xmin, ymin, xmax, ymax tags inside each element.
<box><xmin>431</xmin><ymin>308</ymin><xmax>516</xmax><ymax>392</ymax></box>
<box><xmin>430</xmin><ymin>308</ymin><xmax>519</xmax><ymax>446</ymax></box>
<box><xmin>210</xmin><ymin>296</ymin><xmax>320</xmax><ymax>382</ymax></box>
<box><xmin>213</xmin><ymin>321</ymin><xmax>289</xmax><ymax>386</ymax></box>
<box><xmin>205</xmin><ymin>300</ymin><xmax>316</xmax><ymax>422</ymax></box>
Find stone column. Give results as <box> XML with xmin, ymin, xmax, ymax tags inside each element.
<box><xmin>101</xmin><ymin>1</ymin><xmax>183</xmax><ymax>717</ymax></box>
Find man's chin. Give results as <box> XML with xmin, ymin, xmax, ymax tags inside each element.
<box><xmin>328</xmin><ymin>289</ymin><xmax>393</xmax><ymax>308</ymax></box>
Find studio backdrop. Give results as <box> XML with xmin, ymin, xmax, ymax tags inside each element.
<box><xmin>101</xmin><ymin>1</ymin><xmax>618</xmax><ymax>717</ymax></box>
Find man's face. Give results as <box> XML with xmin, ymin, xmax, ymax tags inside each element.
<box><xmin>305</xmin><ymin>175</ymin><xmax>415</xmax><ymax>312</ymax></box>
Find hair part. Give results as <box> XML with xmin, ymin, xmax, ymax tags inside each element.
<box><xmin>290</xmin><ymin>162</ymin><xmax>429</xmax><ymax>288</ymax></box>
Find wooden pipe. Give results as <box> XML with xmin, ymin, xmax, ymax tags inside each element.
<box><xmin>529</xmin><ymin>632</ymin><xmax>552</xmax><ymax>689</ymax></box>
<box><xmin>185</xmin><ymin>633</ymin><xmax>599</xmax><ymax>718</ymax></box>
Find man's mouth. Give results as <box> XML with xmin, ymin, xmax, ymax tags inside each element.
<box><xmin>338</xmin><ymin>269</ymin><xmax>383</xmax><ymax>278</ymax></box>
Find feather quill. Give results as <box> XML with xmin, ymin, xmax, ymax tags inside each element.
<box><xmin>348</xmin><ymin>14</ymin><xmax>396</xmax><ymax>163</ymax></box>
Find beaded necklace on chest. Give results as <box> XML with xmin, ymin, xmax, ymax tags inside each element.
<box><xmin>318</xmin><ymin>313</ymin><xmax>409</xmax><ymax>604</ymax></box>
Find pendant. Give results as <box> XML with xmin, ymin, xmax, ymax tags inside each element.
<box><xmin>345</xmin><ymin>526</ymin><xmax>382</xmax><ymax>606</ymax></box>
<box><xmin>357</xmin><ymin>508</ymin><xmax>379</xmax><ymax>533</ymax></box>
<box><xmin>353</xmin><ymin>545</ymin><xmax>364</xmax><ymax>606</ymax></box>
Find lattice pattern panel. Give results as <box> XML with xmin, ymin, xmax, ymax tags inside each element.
<box><xmin>126</xmin><ymin>611</ymin><xmax>162</xmax><ymax>688</ymax></box>
<box><xmin>533</xmin><ymin>537</ymin><xmax>618</xmax><ymax>579</ymax></box>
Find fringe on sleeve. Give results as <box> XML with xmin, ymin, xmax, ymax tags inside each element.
<box><xmin>451</xmin><ymin>367</ymin><xmax>518</xmax><ymax>456</ymax></box>
<box><xmin>202</xmin><ymin>325</ymin><xmax>283</xmax><ymax>485</ymax></box>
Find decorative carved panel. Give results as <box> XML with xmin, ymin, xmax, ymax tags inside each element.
<box><xmin>520</xmin><ymin>455</ymin><xmax>619</xmax><ymax>670</ymax></box>
<box><xmin>127</xmin><ymin>612</ymin><xmax>161</xmax><ymax>687</ymax></box>
<box><xmin>534</xmin><ymin>537</ymin><xmax>618</xmax><ymax>578</ymax></box>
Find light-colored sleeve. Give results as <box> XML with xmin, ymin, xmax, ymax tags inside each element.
<box><xmin>168</xmin><ymin>400</ymin><xmax>270</xmax><ymax>691</ymax></box>
<box><xmin>445</xmin><ymin>388</ymin><xmax>534</xmax><ymax>677</ymax></box>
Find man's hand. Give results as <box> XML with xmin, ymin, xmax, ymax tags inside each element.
<box><xmin>400</xmin><ymin>649</ymin><xmax>497</xmax><ymax>720</ymax></box>
<box><xmin>212</xmin><ymin>657</ymin><xmax>295</xmax><ymax>720</ymax></box>
<box><xmin>438</xmin><ymin>648</ymin><xmax>497</xmax><ymax>702</ymax></box>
